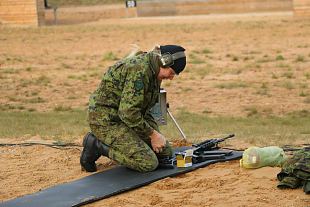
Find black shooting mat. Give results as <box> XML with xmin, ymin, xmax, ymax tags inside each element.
<box><xmin>1</xmin><ymin>148</ymin><xmax>243</xmax><ymax>207</ymax></box>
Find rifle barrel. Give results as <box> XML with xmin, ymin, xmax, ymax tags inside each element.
<box><xmin>218</xmin><ymin>134</ymin><xmax>235</xmax><ymax>142</ymax></box>
<box><xmin>193</xmin><ymin>134</ymin><xmax>235</xmax><ymax>147</ymax></box>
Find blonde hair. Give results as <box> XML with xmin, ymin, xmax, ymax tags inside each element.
<box><xmin>151</xmin><ymin>44</ymin><xmax>161</xmax><ymax>56</ymax></box>
<box><xmin>125</xmin><ymin>44</ymin><xmax>161</xmax><ymax>59</ymax></box>
<box><xmin>125</xmin><ymin>44</ymin><xmax>141</xmax><ymax>59</ymax></box>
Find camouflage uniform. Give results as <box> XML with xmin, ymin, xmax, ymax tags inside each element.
<box><xmin>277</xmin><ymin>147</ymin><xmax>310</xmax><ymax>194</ymax></box>
<box><xmin>88</xmin><ymin>51</ymin><xmax>173</xmax><ymax>172</ymax></box>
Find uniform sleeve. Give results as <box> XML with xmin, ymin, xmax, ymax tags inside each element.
<box><xmin>145</xmin><ymin>110</ymin><xmax>159</xmax><ymax>132</ymax></box>
<box><xmin>118</xmin><ymin>67</ymin><xmax>154</xmax><ymax>136</ymax></box>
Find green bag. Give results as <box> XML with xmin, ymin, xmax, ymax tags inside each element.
<box><xmin>240</xmin><ymin>146</ymin><xmax>286</xmax><ymax>169</ymax></box>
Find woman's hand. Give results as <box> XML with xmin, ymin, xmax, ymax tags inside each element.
<box><xmin>150</xmin><ymin>130</ymin><xmax>166</xmax><ymax>153</ymax></box>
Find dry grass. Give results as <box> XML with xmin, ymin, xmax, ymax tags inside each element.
<box><xmin>1</xmin><ymin>15</ymin><xmax>309</xmax><ymax>117</ymax></box>
<box><xmin>0</xmin><ymin>13</ymin><xmax>309</xmax><ymax>146</ymax></box>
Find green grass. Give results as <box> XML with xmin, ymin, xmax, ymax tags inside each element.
<box><xmin>214</xmin><ymin>82</ymin><xmax>248</xmax><ymax>89</ymax></box>
<box><xmin>19</xmin><ymin>79</ymin><xmax>33</xmax><ymax>87</ymax></box>
<box><xmin>0</xmin><ymin>110</ymin><xmax>309</xmax><ymax>146</ymax></box>
<box><xmin>299</xmin><ymin>82</ymin><xmax>308</xmax><ymax>89</ymax></box>
<box><xmin>25</xmin><ymin>67</ymin><xmax>32</xmax><ymax>72</ymax></box>
<box><xmin>299</xmin><ymin>91</ymin><xmax>307</xmax><ymax>97</ymax></box>
<box><xmin>67</xmin><ymin>74</ymin><xmax>88</xmax><ymax>81</ymax></box>
<box><xmin>61</xmin><ymin>63</ymin><xmax>72</xmax><ymax>69</ymax></box>
<box><xmin>275</xmin><ymin>55</ymin><xmax>285</xmax><ymax>61</ymax></box>
<box><xmin>2</xmin><ymin>68</ymin><xmax>20</xmax><ymax>74</ymax></box>
<box><xmin>31</xmin><ymin>91</ymin><xmax>39</xmax><ymax>96</ymax></box>
<box><xmin>304</xmin><ymin>97</ymin><xmax>310</xmax><ymax>104</ymax></box>
<box><xmin>295</xmin><ymin>55</ymin><xmax>305</xmax><ymax>62</ymax></box>
<box><xmin>256</xmin><ymin>55</ymin><xmax>273</xmax><ymax>63</ymax></box>
<box><xmin>89</xmin><ymin>71</ymin><xmax>100</xmax><ymax>77</ymax></box>
<box><xmin>102</xmin><ymin>52</ymin><xmax>118</xmax><ymax>61</ymax></box>
<box><xmin>277</xmin><ymin>63</ymin><xmax>291</xmax><ymax>69</ymax></box>
<box><xmin>35</xmin><ymin>75</ymin><xmax>51</xmax><ymax>85</ymax></box>
<box><xmin>201</xmin><ymin>48</ymin><xmax>212</xmax><ymax>54</ymax></box>
<box><xmin>0</xmin><ymin>110</ymin><xmax>89</xmax><ymax>141</ymax></box>
<box><xmin>160</xmin><ymin>110</ymin><xmax>310</xmax><ymax>146</ymax></box>
<box><xmin>281</xmin><ymin>81</ymin><xmax>295</xmax><ymax>90</ymax></box>
<box><xmin>180</xmin><ymin>87</ymin><xmax>192</xmax><ymax>92</ymax></box>
<box><xmin>192</xmin><ymin>64</ymin><xmax>212</xmax><ymax>79</ymax></box>
<box><xmin>24</xmin><ymin>97</ymin><xmax>46</xmax><ymax>103</ymax></box>
<box><xmin>3</xmin><ymin>55</ymin><xmax>24</xmax><ymax>63</ymax></box>
<box><xmin>7</xmin><ymin>96</ymin><xmax>20</xmax><ymax>102</ymax></box>
<box><xmin>232</xmin><ymin>56</ymin><xmax>239</xmax><ymax>61</ymax></box>
<box><xmin>256</xmin><ymin>83</ymin><xmax>269</xmax><ymax>96</ymax></box>
<box><xmin>53</xmin><ymin>105</ymin><xmax>73</xmax><ymax>111</ymax></box>
<box><xmin>188</xmin><ymin>54</ymin><xmax>205</xmax><ymax>64</ymax></box>
<box><xmin>271</xmin><ymin>72</ymin><xmax>278</xmax><ymax>79</ymax></box>
<box><xmin>244</xmin><ymin>106</ymin><xmax>259</xmax><ymax>117</ymax></box>
<box><xmin>281</xmin><ymin>71</ymin><xmax>294</xmax><ymax>79</ymax></box>
<box><xmin>68</xmin><ymin>75</ymin><xmax>77</xmax><ymax>79</ymax></box>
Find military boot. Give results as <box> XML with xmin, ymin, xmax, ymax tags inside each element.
<box><xmin>80</xmin><ymin>132</ymin><xmax>110</xmax><ymax>172</ymax></box>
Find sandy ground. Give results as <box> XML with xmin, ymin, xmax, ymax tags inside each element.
<box><xmin>0</xmin><ymin>141</ymin><xmax>309</xmax><ymax>206</ymax></box>
<box><xmin>0</xmin><ymin>9</ymin><xmax>310</xmax><ymax>206</ymax></box>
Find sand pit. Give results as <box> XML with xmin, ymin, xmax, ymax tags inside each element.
<box><xmin>0</xmin><ymin>139</ymin><xmax>309</xmax><ymax>206</ymax></box>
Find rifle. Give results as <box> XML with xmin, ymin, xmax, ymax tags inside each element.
<box><xmin>158</xmin><ymin>134</ymin><xmax>235</xmax><ymax>168</ymax></box>
<box><xmin>158</xmin><ymin>157</ymin><xmax>176</xmax><ymax>169</ymax></box>
<box><xmin>192</xmin><ymin>134</ymin><xmax>235</xmax><ymax>163</ymax></box>
<box><xmin>193</xmin><ymin>134</ymin><xmax>235</xmax><ymax>154</ymax></box>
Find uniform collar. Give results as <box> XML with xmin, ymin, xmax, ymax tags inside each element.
<box><xmin>148</xmin><ymin>52</ymin><xmax>160</xmax><ymax>77</ymax></box>
<box><xmin>148</xmin><ymin>52</ymin><xmax>161</xmax><ymax>88</ymax></box>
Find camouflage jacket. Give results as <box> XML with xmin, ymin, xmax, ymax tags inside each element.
<box><xmin>278</xmin><ymin>147</ymin><xmax>310</xmax><ymax>181</ymax></box>
<box><xmin>88</xmin><ymin>51</ymin><xmax>161</xmax><ymax>137</ymax></box>
<box><xmin>277</xmin><ymin>147</ymin><xmax>310</xmax><ymax>193</ymax></box>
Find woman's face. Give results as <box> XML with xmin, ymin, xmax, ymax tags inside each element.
<box><xmin>157</xmin><ymin>67</ymin><xmax>176</xmax><ymax>81</ymax></box>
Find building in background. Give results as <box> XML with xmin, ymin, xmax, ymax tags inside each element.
<box><xmin>0</xmin><ymin>0</ymin><xmax>45</xmax><ymax>26</ymax></box>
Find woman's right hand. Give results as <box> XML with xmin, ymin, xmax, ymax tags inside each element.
<box><xmin>150</xmin><ymin>130</ymin><xmax>166</xmax><ymax>153</ymax></box>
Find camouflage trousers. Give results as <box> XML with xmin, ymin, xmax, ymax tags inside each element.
<box><xmin>90</xmin><ymin>122</ymin><xmax>173</xmax><ymax>173</ymax></box>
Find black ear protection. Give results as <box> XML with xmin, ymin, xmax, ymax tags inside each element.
<box><xmin>160</xmin><ymin>51</ymin><xmax>186</xmax><ymax>67</ymax></box>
